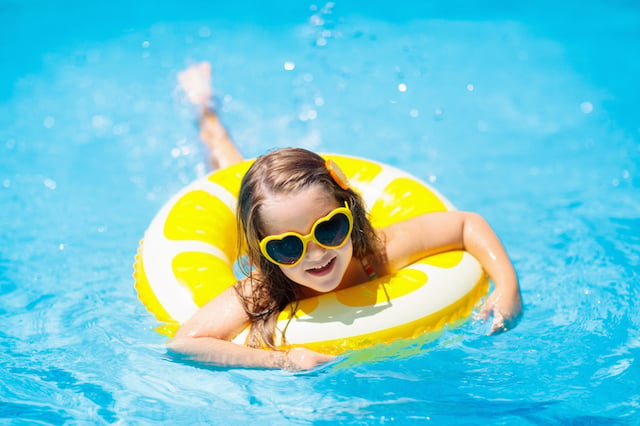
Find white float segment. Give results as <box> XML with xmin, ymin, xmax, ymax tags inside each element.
<box><xmin>142</xmin><ymin>177</ymin><xmax>236</xmax><ymax>323</ymax></box>
<box><xmin>141</xmin><ymin>158</ymin><xmax>484</xmax><ymax>348</ymax></box>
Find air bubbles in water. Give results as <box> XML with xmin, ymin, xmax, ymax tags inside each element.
<box><xmin>112</xmin><ymin>123</ymin><xmax>129</xmax><ymax>136</ymax></box>
<box><xmin>171</xmin><ymin>144</ymin><xmax>192</xmax><ymax>158</ymax></box>
<box><xmin>580</xmin><ymin>102</ymin><xmax>593</xmax><ymax>114</ymax></box>
<box><xmin>299</xmin><ymin>109</ymin><xmax>318</xmax><ymax>121</ymax></box>
<box><xmin>44</xmin><ymin>178</ymin><xmax>57</xmax><ymax>190</ymax></box>
<box><xmin>91</xmin><ymin>115</ymin><xmax>112</xmax><ymax>130</ymax></box>
<box><xmin>309</xmin><ymin>14</ymin><xmax>324</xmax><ymax>26</ymax></box>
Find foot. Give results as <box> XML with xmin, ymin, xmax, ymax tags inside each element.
<box><xmin>178</xmin><ymin>62</ymin><xmax>213</xmax><ymax>109</ymax></box>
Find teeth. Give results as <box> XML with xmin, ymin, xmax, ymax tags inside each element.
<box><xmin>311</xmin><ymin>259</ymin><xmax>332</xmax><ymax>270</ymax></box>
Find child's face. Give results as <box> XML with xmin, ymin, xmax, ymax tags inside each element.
<box><xmin>259</xmin><ymin>184</ymin><xmax>354</xmax><ymax>293</ymax></box>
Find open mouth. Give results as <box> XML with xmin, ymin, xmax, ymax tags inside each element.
<box><xmin>306</xmin><ymin>257</ymin><xmax>336</xmax><ymax>276</ymax></box>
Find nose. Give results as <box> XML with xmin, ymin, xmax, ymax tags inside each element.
<box><xmin>304</xmin><ymin>240</ymin><xmax>326</xmax><ymax>261</ymax></box>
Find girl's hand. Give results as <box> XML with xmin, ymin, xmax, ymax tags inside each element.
<box><xmin>475</xmin><ymin>287</ymin><xmax>523</xmax><ymax>335</ymax></box>
<box><xmin>282</xmin><ymin>348</ymin><xmax>335</xmax><ymax>371</ymax></box>
<box><xmin>178</xmin><ymin>62</ymin><xmax>213</xmax><ymax>108</ymax></box>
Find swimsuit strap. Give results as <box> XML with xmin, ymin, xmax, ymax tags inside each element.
<box><xmin>360</xmin><ymin>256</ymin><xmax>378</xmax><ymax>280</ymax></box>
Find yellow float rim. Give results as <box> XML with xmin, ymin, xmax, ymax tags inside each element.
<box><xmin>134</xmin><ymin>154</ymin><xmax>489</xmax><ymax>354</ymax></box>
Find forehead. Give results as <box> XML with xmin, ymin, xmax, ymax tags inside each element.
<box><xmin>260</xmin><ymin>185</ymin><xmax>339</xmax><ymax>235</ymax></box>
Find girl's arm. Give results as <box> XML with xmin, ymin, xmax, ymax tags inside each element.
<box><xmin>167</xmin><ymin>285</ymin><xmax>334</xmax><ymax>370</ymax></box>
<box><xmin>380</xmin><ymin>211</ymin><xmax>522</xmax><ymax>334</ymax></box>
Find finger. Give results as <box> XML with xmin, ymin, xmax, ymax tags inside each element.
<box><xmin>474</xmin><ymin>307</ymin><xmax>489</xmax><ymax>321</ymax></box>
<box><xmin>474</xmin><ymin>298</ymin><xmax>494</xmax><ymax>321</ymax></box>
<box><xmin>488</xmin><ymin>314</ymin><xmax>508</xmax><ymax>335</ymax></box>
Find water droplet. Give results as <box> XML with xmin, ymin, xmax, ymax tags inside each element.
<box><xmin>580</xmin><ymin>102</ymin><xmax>593</xmax><ymax>114</ymax></box>
<box><xmin>44</xmin><ymin>178</ymin><xmax>57</xmax><ymax>190</ymax></box>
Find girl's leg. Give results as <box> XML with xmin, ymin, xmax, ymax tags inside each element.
<box><xmin>178</xmin><ymin>62</ymin><xmax>243</xmax><ymax>169</ymax></box>
<box><xmin>198</xmin><ymin>109</ymin><xmax>244</xmax><ymax>169</ymax></box>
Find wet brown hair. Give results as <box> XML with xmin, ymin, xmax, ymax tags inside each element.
<box><xmin>234</xmin><ymin>148</ymin><xmax>380</xmax><ymax>348</ymax></box>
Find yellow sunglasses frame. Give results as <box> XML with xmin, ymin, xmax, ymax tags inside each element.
<box><xmin>259</xmin><ymin>202</ymin><xmax>353</xmax><ymax>267</ymax></box>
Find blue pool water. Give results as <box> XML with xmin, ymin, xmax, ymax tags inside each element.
<box><xmin>2</xmin><ymin>1</ymin><xmax>639</xmax><ymax>423</ymax></box>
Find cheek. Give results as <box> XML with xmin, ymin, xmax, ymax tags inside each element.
<box><xmin>340</xmin><ymin>238</ymin><xmax>354</xmax><ymax>258</ymax></box>
<box><xmin>278</xmin><ymin>264</ymin><xmax>303</xmax><ymax>282</ymax></box>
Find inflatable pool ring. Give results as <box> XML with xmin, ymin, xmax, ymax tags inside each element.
<box><xmin>134</xmin><ymin>154</ymin><xmax>489</xmax><ymax>355</ymax></box>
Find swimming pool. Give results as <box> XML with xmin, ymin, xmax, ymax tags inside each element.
<box><xmin>2</xmin><ymin>0</ymin><xmax>639</xmax><ymax>423</ymax></box>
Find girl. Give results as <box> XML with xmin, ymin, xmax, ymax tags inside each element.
<box><xmin>168</xmin><ymin>62</ymin><xmax>522</xmax><ymax>371</ymax></box>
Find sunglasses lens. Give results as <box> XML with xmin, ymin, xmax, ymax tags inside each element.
<box><xmin>265</xmin><ymin>235</ymin><xmax>304</xmax><ymax>265</ymax></box>
<box><xmin>315</xmin><ymin>212</ymin><xmax>351</xmax><ymax>246</ymax></box>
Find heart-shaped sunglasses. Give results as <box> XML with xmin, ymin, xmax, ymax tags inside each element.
<box><xmin>259</xmin><ymin>202</ymin><xmax>353</xmax><ymax>267</ymax></box>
